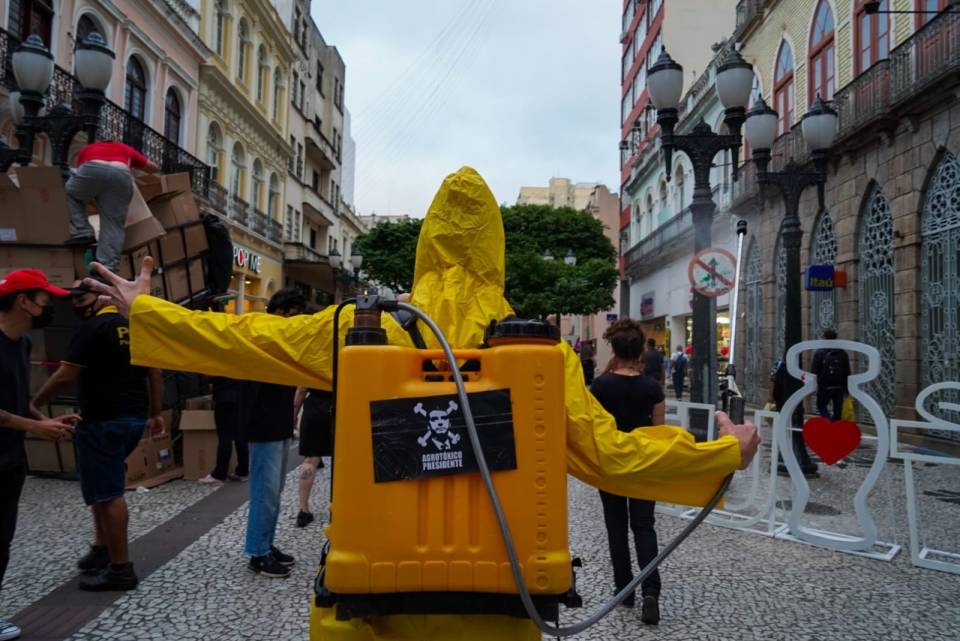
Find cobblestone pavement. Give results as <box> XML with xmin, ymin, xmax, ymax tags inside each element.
<box><xmin>5</xmin><ymin>446</ymin><xmax>959</xmax><ymax>641</ymax></box>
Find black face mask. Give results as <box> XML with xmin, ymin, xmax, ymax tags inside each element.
<box><xmin>73</xmin><ymin>303</ymin><xmax>97</xmax><ymax>321</ymax></box>
<box><xmin>30</xmin><ymin>304</ymin><xmax>55</xmax><ymax>329</ymax></box>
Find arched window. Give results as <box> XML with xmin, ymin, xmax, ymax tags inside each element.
<box><xmin>744</xmin><ymin>237</ymin><xmax>764</xmax><ymax>405</ymax></box>
<box><xmin>257</xmin><ymin>46</ymin><xmax>268</xmax><ymax>103</ymax></box>
<box><xmin>163</xmin><ymin>88</ymin><xmax>182</xmax><ymax>143</ymax></box>
<box><xmin>674</xmin><ymin>166</ymin><xmax>685</xmax><ymax>212</ymax></box>
<box><xmin>658</xmin><ymin>179</ymin><xmax>668</xmax><ymax>225</ymax></box>
<box><xmin>214</xmin><ymin>0</ymin><xmax>226</xmax><ymax>56</ymax></box>
<box><xmin>743</xmin><ymin>73</ymin><xmax>762</xmax><ymax>161</ymax></box>
<box><xmin>921</xmin><ymin>151</ymin><xmax>960</xmax><ymax>436</ymax></box>
<box><xmin>855</xmin><ymin>0</ymin><xmax>889</xmax><ymax>74</ymax></box>
<box><xmin>230</xmin><ymin>142</ymin><xmax>245</xmax><ymax>199</ymax></box>
<box><xmin>808</xmin><ymin>0</ymin><xmax>835</xmax><ymax>103</ymax></box>
<box><xmin>252</xmin><ymin>159</ymin><xmax>264</xmax><ymax>210</ymax></box>
<box><xmin>774</xmin><ymin>41</ymin><xmax>795</xmax><ymax>135</ymax></box>
<box><xmin>8</xmin><ymin>0</ymin><xmax>54</xmax><ymax>45</ymax></box>
<box><xmin>268</xmin><ymin>173</ymin><xmax>280</xmax><ymax>218</ymax></box>
<box><xmin>76</xmin><ymin>14</ymin><xmax>103</xmax><ymax>43</ymax></box>
<box><xmin>810</xmin><ymin>211</ymin><xmax>838</xmax><ymax>340</ymax></box>
<box><xmin>774</xmin><ymin>232</ymin><xmax>787</xmax><ymax>361</ymax></box>
<box><xmin>917</xmin><ymin>0</ymin><xmax>952</xmax><ymax>27</ymax></box>
<box><xmin>273</xmin><ymin>68</ymin><xmax>284</xmax><ymax>121</ymax></box>
<box><xmin>237</xmin><ymin>19</ymin><xmax>249</xmax><ymax>82</ymax></box>
<box><xmin>206</xmin><ymin>122</ymin><xmax>223</xmax><ymax>180</ymax></box>
<box><xmin>124</xmin><ymin>57</ymin><xmax>148</xmax><ymax>121</ymax></box>
<box><xmin>859</xmin><ymin>185</ymin><xmax>896</xmax><ymax>417</ymax></box>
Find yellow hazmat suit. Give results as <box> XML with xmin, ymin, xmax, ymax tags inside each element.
<box><xmin>127</xmin><ymin>167</ymin><xmax>740</xmax><ymax>640</ymax></box>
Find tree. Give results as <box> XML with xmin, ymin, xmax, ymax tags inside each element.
<box><xmin>353</xmin><ymin>218</ymin><xmax>422</xmax><ymax>292</ymax></box>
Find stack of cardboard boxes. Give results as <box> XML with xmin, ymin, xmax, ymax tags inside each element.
<box><xmin>1</xmin><ymin>165</ymin><xmax>219</xmax><ymax>487</ymax></box>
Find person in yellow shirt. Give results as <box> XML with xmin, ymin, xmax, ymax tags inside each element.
<box><xmin>85</xmin><ymin>167</ymin><xmax>759</xmax><ymax>641</ymax></box>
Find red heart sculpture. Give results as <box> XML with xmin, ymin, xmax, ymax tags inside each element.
<box><xmin>802</xmin><ymin>417</ymin><xmax>861</xmax><ymax>465</ymax></box>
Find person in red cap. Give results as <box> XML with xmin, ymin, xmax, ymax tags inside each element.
<box><xmin>0</xmin><ymin>270</ymin><xmax>79</xmax><ymax>641</ymax></box>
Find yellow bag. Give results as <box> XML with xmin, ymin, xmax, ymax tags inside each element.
<box><xmin>841</xmin><ymin>395</ymin><xmax>856</xmax><ymax>422</ymax></box>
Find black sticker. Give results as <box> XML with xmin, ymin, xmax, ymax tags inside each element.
<box><xmin>370</xmin><ymin>389</ymin><xmax>517</xmax><ymax>483</ymax></box>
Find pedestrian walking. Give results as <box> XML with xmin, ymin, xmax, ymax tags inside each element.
<box><xmin>810</xmin><ymin>329</ymin><xmax>850</xmax><ymax>421</ymax></box>
<box><xmin>642</xmin><ymin>337</ymin><xmax>664</xmax><ymax>385</ymax></box>
<box><xmin>590</xmin><ymin>320</ymin><xmax>666</xmax><ymax>625</ymax></box>
<box><xmin>199</xmin><ymin>377</ymin><xmax>249</xmax><ymax>484</ymax></box>
<box><xmin>32</xmin><ymin>283</ymin><xmax>164</xmax><ymax>591</ymax></box>
<box><xmin>296</xmin><ymin>388</ymin><xmax>333</xmax><ymax>528</ymax></box>
<box><xmin>241</xmin><ymin>288</ymin><xmax>305</xmax><ymax>578</ymax></box>
<box><xmin>0</xmin><ymin>270</ymin><xmax>77</xmax><ymax>641</ymax></box>
<box><xmin>670</xmin><ymin>345</ymin><xmax>687</xmax><ymax>400</ymax></box>
<box><xmin>64</xmin><ymin>141</ymin><xmax>160</xmax><ymax>272</ymax></box>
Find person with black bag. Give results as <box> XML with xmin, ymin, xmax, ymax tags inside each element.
<box><xmin>810</xmin><ymin>329</ymin><xmax>850</xmax><ymax>421</ymax></box>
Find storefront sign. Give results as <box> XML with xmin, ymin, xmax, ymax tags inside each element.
<box><xmin>233</xmin><ymin>245</ymin><xmax>262</xmax><ymax>274</ymax></box>
<box><xmin>640</xmin><ymin>292</ymin><xmax>655</xmax><ymax>319</ymax></box>
<box><xmin>606</xmin><ymin>313</ymin><xmax>618</xmax><ymax>322</ymax></box>
<box><xmin>805</xmin><ymin>264</ymin><xmax>835</xmax><ymax>291</ymax></box>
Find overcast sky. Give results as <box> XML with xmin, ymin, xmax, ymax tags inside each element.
<box><xmin>312</xmin><ymin>0</ymin><xmax>621</xmax><ymax>217</ymax></box>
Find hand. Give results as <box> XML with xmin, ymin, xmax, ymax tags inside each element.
<box><xmin>717</xmin><ymin>411</ymin><xmax>760</xmax><ymax>470</ymax></box>
<box><xmin>147</xmin><ymin>414</ymin><xmax>166</xmax><ymax>437</ymax></box>
<box><xmin>84</xmin><ymin>256</ymin><xmax>154</xmax><ymax>318</ymax></box>
<box><xmin>30</xmin><ymin>415</ymin><xmax>79</xmax><ymax>442</ymax></box>
<box><xmin>29</xmin><ymin>403</ymin><xmax>45</xmax><ymax>420</ymax></box>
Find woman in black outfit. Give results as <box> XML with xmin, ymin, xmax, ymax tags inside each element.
<box><xmin>590</xmin><ymin>319</ymin><xmax>666</xmax><ymax>625</ymax></box>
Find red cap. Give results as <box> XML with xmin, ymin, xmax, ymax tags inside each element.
<box><xmin>0</xmin><ymin>269</ymin><xmax>71</xmax><ymax>298</ymax></box>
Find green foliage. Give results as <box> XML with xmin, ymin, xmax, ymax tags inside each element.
<box><xmin>353</xmin><ymin>218</ymin><xmax>422</xmax><ymax>292</ymax></box>
<box><xmin>353</xmin><ymin>205</ymin><xmax>619</xmax><ymax>318</ymax></box>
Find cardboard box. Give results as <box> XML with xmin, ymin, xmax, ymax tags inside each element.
<box><xmin>25</xmin><ymin>436</ymin><xmax>77</xmax><ymax>475</ymax></box>
<box><xmin>157</xmin><ymin>231</ymin><xmax>186</xmax><ymax>265</ymax></box>
<box><xmin>183</xmin><ymin>223</ymin><xmax>208</xmax><ymax>258</ymax></box>
<box><xmin>89</xmin><ymin>186</ymin><xmax>165</xmax><ymax>252</ymax></box>
<box><xmin>0</xmin><ymin>246</ymin><xmax>75</xmax><ymax>270</ymax></box>
<box><xmin>125</xmin><ymin>440</ymin><xmax>152</xmax><ymax>484</ymax></box>
<box><xmin>180</xmin><ymin>409</ymin><xmax>218</xmax><ymax>481</ymax></box>
<box><xmin>0</xmin><ymin>167</ymin><xmax>70</xmax><ymax>245</ymax></box>
<box><xmin>163</xmin><ymin>258</ymin><xmax>205</xmax><ymax>302</ymax></box>
<box><xmin>148</xmin><ymin>433</ymin><xmax>176</xmax><ymax>474</ymax></box>
<box><xmin>136</xmin><ymin>173</ymin><xmax>192</xmax><ymax>203</ymax></box>
<box><xmin>184</xmin><ymin>395</ymin><xmax>213</xmax><ymax>410</ymax></box>
<box><xmin>149</xmin><ymin>193</ymin><xmax>200</xmax><ymax>230</ymax></box>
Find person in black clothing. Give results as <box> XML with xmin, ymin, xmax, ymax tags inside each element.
<box><xmin>670</xmin><ymin>345</ymin><xmax>687</xmax><ymax>400</ymax></box>
<box><xmin>199</xmin><ymin>377</ymin><xmax>250</xmax><ymax>484</ymax></box>
<box><xmin>642</xmin><ymin>337</ymin><xmax>664</xmax><ymax>384</ymax></box>
<box><xmin>295</xmin><ymin>388</ymin><xmax>333</xmax><ymax>527</ymax></box>
<box><xmin>241</xmin><ymin>289</ymin><xmax>306</xmax><ymax>579</ymax></box>
<box><xmin>32</xmin><ymin>283</ymin><xmax>165</xmax><ymax>591</ymax></box>
<box><xmin>590</xmin><ymin>319</ymin><xmax>666</xmax><ymax>625</ymax></box>
<box><xmin>0</xmin><ymin>270</ymin><xmax>77</xmax><ymax>641</ymax></box>
<box><xmin>810</xmin><ymin>329</ymin><xmax>850</xmax><ymax>421</ymax></box>
<box><xmin>579</xmin><ymin>341</ymin><xmax>596</xmax><ymax>386</ymax></box>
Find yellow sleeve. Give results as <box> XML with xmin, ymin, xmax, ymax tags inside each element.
<box><xmin>128</xmin><ymin>295</ymin><xmax>413</xmax><ymax>390</ymax></box>
<box><xmin>560</xmin><ymin>341</ymin><xmax>741</xmax><ymax>507</ymax></box>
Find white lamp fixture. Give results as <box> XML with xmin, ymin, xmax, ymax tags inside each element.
<box><xmin>12</xmin><ymin>35</ymin><xmax>54</xmax><ymax>95</ymax></box>
<box><xmin>801</xmin><ymin>94</ymin><xmax>839</xmax><ymax>153</ymax></box>
<box><xmin>563</xmin><ymin>250</ymin><xmax>576</xmax><ymax>266</ymax></box>
<box><xmin>75</xmin><ymin>32</ymin><xmax>115</xmax><ymax>92</ymax></box>
<box><xmin>328</xmin><ymin>247</ymin><xmax>342</xmax><ymax>270</ymax></box>
<box><xmin>350</xmin><ymin>247</ymin><xmax>363</xmax><ymax>270</ymax></box>
<box><xmin>542</xmin><ymin>249</ymin><xmax>554</xmax><ymax>262</ymax></box>
<box><xmin>7</xmin><ymin>91</ymin><xmax>24</xmax><ymax>125</ymax></box>
<box><xmin>744</xmin><ymin>95</ymin><xmax>779</xmax><ymax>152</ymax></box>
<box><xmin>715</xmin><ymin>49</ymin><xmax>754</xmax><ymax>111</ymax></box>
<box><xmin>647</xmin><ymin>50</ymin><xmax>683</xmax><ymax>112</ymax></box>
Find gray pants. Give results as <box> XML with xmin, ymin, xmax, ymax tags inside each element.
<box><xmin>66</xmin><ymin>163</ymin><xmax>134</xmax><ymax>272</ymax></box>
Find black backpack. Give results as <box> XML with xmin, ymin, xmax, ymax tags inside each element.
<box><xmin>820</xmin><ymin>349</ymin><xmax>846</xmax><ymax>387</ymax></box>
<box><xmin>201</xmin><ymin>212</ymin><xmax>233</xmax><ymax>294</ymax></box>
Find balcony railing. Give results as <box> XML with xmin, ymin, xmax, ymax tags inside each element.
<box><xmin>735</xmin><ymin>0</ymin><xmax>767</xmax><ymax>37</ymax></box>
<box><xmin>891</xmin><ymin>10</ymin><xmax>960</xmax><ymax>104</ymax></box>
<box><xmin>623</xmin><ymin>207</ymin><xmax>693</xmax><ymax>278</ymax></box>
<box><xmin>0</xmin><ymin>27</ymin><xmax>212</xmax><ymax>195</ymax></box>
<box><xmin>833</xmin><ymin>60</ymin><xmax>892</xmax><ymax>141</ymax></box>
<box><xmin>283</xmin><ymin>242</ymin><xmax>328</xmax><ymax>264</ymax></box>
<box><xmin>204</xmin><ymin>183</ymin><xmax>283</xmax><ymax>245</ymax></box>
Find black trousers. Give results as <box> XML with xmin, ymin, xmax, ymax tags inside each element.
<box><xmin>599</xmin><ymin>490</ymin><xmax>661</xmax><ymax>598</ymax></box>
<box><xmin>0</xmin><ymin>463</ymin><xmax>26</xmax><ymax>589</ymax></box>
<box><xmin>816</xmin><ymin>387</ymin><xmax>845</xmax><ymax>421</ymax></box>
<box><xmin>211</xmin><ymin>402</ymin><xmax>249</xmax><ymax>480</ymax></box>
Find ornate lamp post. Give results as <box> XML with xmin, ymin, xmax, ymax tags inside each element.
<box><xmin>0</xmin><ymin>33</ymin><xmax>114</xmax><ymax>174</ymax></box>
<box><xmin>647</xmin><ymin>48</ymin><xmax>754</xmax><ymax>415</ymax></box>
<box><xmin>744</xmin><ymin>94</ymin><xmax>839</xmax><ymax>475</ymax></box>
<box><xmin>329</xmin><ymin>247</ymin><xmax>364</xmax><ymax>302</ymax></box>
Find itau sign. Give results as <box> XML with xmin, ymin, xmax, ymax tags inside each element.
<box><xmin>688</xmin><ymin>247</ymin><xmax>737</xmax><ymax>297</ymax></box>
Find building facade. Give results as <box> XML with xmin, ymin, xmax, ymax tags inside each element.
<box><xmin>728</xmin><ymin>0</ymin><xmax>959</xmax><ymax>424</ymax></box>
<box><xmin>517</xmin><ymin>177</ymin><xmax>604</xmax><ymax>211</ymax></box>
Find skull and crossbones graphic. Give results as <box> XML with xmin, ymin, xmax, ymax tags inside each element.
<box><xmin>414</xmin><ymin>400</ymin><xmax>461</xmax><ymax>450</ymax></box>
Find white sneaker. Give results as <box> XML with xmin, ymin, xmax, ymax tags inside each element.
<box><xmin>197</xmin><ymin>474</ymin><xmax>224</xmax><ymax>484</ymax></box>
<box><xmin>0</xmin><ymin>619</ymin><xmax>22</xmax><ymax>641</ymax></box>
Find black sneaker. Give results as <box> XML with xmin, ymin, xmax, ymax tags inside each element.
<box><xmin>270</xmin><ymin>545</ymin><xmax>295</xmax><ymax>566</ymax></box>
<box><xmin>77</xmin><ymin>544</ymin><xmax>109</xmax><ymax>574</ymax></box>
<box><xmin>64</xmin><ymin>235</ymin><xmax>96</xmax><ymax>247</ymax></box>
<box><xmin>78</xmin><ymin>563</ymin><xmax>139</xmax><ymax>592</ymax></box>
<box><xmin>296</xmin><ymin>511</ymin><xmax>315</xmax><ymax>528</ymax></box>
<box><xmin>248</xmin><ymin>554</ymin><xmax>291</xmax><ymax>578</ymax></box>
<box><xmin>640</xmin><ymin>595</ymin><xmax>660</xmax><ymax>625</ymax></box>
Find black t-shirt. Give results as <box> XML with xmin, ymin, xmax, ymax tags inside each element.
<box><xmin>590</xmin><ymin>372</ymin><xmax>665</xmax><ymax>432</ymax></box>
<box><xmin>65</xmin><ymin>309</ymin><xmax>149</xmax><ymax>421</ymax></box>
<box><xmin>0</xmin><ymin>330</ymin><xmax>30</xmax><ymax>469</ymax></box>
<box><xmin>238</xmin><ymin>380</ymin><xmax>296</xmax><ymax>442</ymax></box>
<box><xmin>643</xmin><ymin>348</ymin><xmax>664</xmax><ymax>382</ymax></box>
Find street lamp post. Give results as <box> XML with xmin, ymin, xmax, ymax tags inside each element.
<box><xmin>744</xmin><ymin>94</ymin><xmax>839</xmax><ymax>476</ymax></box>
<box><xmin>647</xmin><ymin>49</ymin><xmax>754</xmax><ymax>418</ymax></box>
<box><xmin>329</xmin><ymin>247</ymin><xmax>364</xmax><ymax>302</ymax></box>
<box><xmin>0</xmin><ymin>33</ymin><xmax>114</xmax><ymax>175</ymax></box>
<box><xmin>543</xmin><ymin>249</ymin><xmax>577</xmax><ymax>330</ymax></box>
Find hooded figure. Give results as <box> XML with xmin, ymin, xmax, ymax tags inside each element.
<box><xmin>121</xmin><ymin>168</ymin><xmax>741</xmax><ymax>640</ymax></box>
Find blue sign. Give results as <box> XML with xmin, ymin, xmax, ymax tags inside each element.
<box><xmin>606</xmin><ymin>313</ymin><xmax>618</xmax><ymax>322</ymax></box>
<box><xmin>805</xmin><ymin>264</ymin><xmax>835</xmax><ymax>291</ymax></box>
